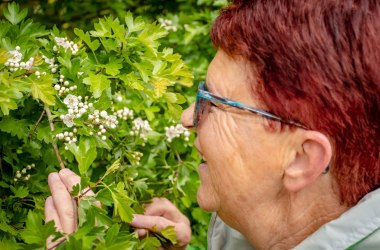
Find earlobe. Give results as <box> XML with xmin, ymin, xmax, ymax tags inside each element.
<box><xmin>283</xmin><ymin>131</ymin><xmax>332</xmax><ymax>192</ymax></box>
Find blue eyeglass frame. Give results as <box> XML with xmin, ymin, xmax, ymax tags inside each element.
<box><xmin>193</xmin><ymin>81</ymin><xmax>307</xmax><ymax>129</ymax></box>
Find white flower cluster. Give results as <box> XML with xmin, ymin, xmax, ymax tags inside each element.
<box><xmin>42</xmin><ymin>55</ymin><xmax>58</xmax><ymax>73</ymax></box>
<box><xmin>87</xmin><ymin>110</ymin><xmax>119</xmax><ymax>141</ymax></box>
<box><xmin>131</xmin><ymin>151</ymin><xmax>143</xmax><ymax>165</ymax></box>
<box><xmin>60</xmin><ymin>95</ymin><xmax>92</xmax><ymax>127</ymax></box>
<box><xmin>165</xmin><ymin>124</ymin><xmax>190</xmax><ymax>142</ymax></box>
<box><xmin>114</xmin><ymin>107</ymin><xmax>134</xmax><ymax>120</ymax></box>
<box><xmin>55</xmin><ymin>74</ymin><xmax>78</xmax><ymax>96</ymax></box>
<box><xmin>54</xmin><ymin>37</ymin><xmax>79</xmax><ymax>54</ymax></box>
<box><xmin>158</xmin><ymin>18</ymin><xmax>177</xmax><ymax>32</ymax></box>
<box><xmin>56</xmin><ymin>128</ymin><xmax>78</xmax><ymax>148</ymax></box>
<box><xmin>14</xmin><ymin>163</ymin><xmax>35</xmax><ymax>182</ymax></box>
<box><xmin>4</xmin><ymin>46</ymin><xmax>34</xmax><ymax>71</ymax></box>
<box><xmin>130</xmin><ymin>118</ymin><xmax>152</xmax><ymax>141</ymax></box>
<box><xmin>34</xmin><ymin>71</ymin><xmax>47</xmax><ymax>79</ymax></box>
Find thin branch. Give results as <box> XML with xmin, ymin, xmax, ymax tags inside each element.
<box><xmin>28</xmin><ymin>109</ymin><xmax>46</xmax><ymax>140</ymax></box>
<box><xmin>45</xmin><ymin>106</ymin><xmax>65</xmax><ymax>169</ymax></box>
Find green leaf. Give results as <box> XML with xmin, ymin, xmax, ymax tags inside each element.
<box><xmin>83</xmin><ymin>73</ymin><xmax>111</xmax><ymax>98</ymax></box>
<box><xmin>68</xmin><ymin>137</ymin><xmax>97</xmax><ymax>175</ymax></box>
<box><xmin>137</xmin><ymin>23</ymin><xmax>168</xmax><ymax>51</ymax></box>
<box><xmin>160</xmin><ymin>226</ymin><xmax>178</xmax><ymax>245</ymax></box>
<box><xmin>0</xmin><ymin>237</ymin><xmax>21</xmax><ymax>250</ymax></box>
<box><xmin>153</xmin><ymin>78</ymin><xmax>171</xmax><ymax>97</ymax></box>
<box><xmin>0</xmin><ymin>116</ymin><xmax>29</xmax><ymax>139</ymax></box>
<box><xmin>125</xmin><ymin>12</ymin><xmax>145</xmax><ymax>33</ymax></box>
<box><xmin>111</xmin><ymin>184</ymin><xmax>135</xmax><ymax>223</ymax></box>
<box><xmin>10</xmin><ymin>185</ymin><xmax>29</xmax><ymax>198</ymax></box>
<box><xmin>15</xmin><ymin>74</ymin><xmax>56</xmax><ymax>106</ymax></box>
<box><xmin>104</xmin><ymin>60</ymin><xmax>123</xmax><ymax>76</ymax></box>
<box><xmin>0</xmin><ymin>48</ymin><xmax>9</xmax><ymax>64</ymax></box>
<box><xmin>0</xmin><ymin>72</ymin><xmax>29</xmax><ymax>115</ymax></box>
<box><xmin>137</xmin><ymin>237</ymin><xmax>161</xmax><ymax>250</ymax></box>
<box><xmin>74</xmin><ymin>28</ymin><xmax>100</xmax><ymax>51</ymax></box>
<box><xmin>0</xmin><ymin>222</ymin><xmax>18</xmax><ymax>236</ymax></box>
<box><xmin>103</xmin><ymin>159</ymin><xmax>121</xmax><ymax>179</ymax></box>
<box><xmin>3</xmin><ymin>2</ymin><xmax>28</xmax><ymax>25</ymax></box>
<box><xmin>20</xmin><ymin>211</ymin><xmax>55</xmax><ymax>245</ymax></box>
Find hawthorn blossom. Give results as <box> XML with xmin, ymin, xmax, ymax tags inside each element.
<box><xmin>165</xmin><ymin>124</ymin><xmax>190</xmax><ymax>142</ymax></box>
<box><xmin>64</xmin><ymin>94</ymin><xmax>79</xmax><ymax>109</ymax></box>
<box><xmin>62</xmin><ymin>114</ymin><xmax>75</xmax><ymax>127</ymax></box>
<box><xmin>131</xmin><ymin>118</ymin><xmax>152</xmax><ymax>140</ymax></box>
<box><xmin>54</xmin><ymin>37</ymin><xmax>79</xmax><ymax>54</ymax></box>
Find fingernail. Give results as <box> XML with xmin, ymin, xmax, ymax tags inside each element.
<box><xmin>136</xmin><ymin>229</ymin><xmax>146</xmax><ymax>237</ymax></box>
<box><xmin>48</xmin><ymin>172</ymin><xmax>60</xmax><ymax>181</ymax></box>
<box><xmin>131</xmin><ymin>214</ymin><xmax>138</xmax><ymax>224</ymax></box>
<box><xmin>59</xmin><ymin>168</ymin><xmax>74</xmax><ymax>176</ymax></box>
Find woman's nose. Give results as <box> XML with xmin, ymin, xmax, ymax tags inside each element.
<box><xmin>181</xmin><ymin>103</ymin><xmax>195</xmax><ymax>130</ymax></box>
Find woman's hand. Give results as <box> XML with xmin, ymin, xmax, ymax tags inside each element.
<box><xmin>45</xmin><ymin>169</ymin><xmax>191</xmax><ymax>249</ymax></box>
<box><xmin>130</xmin><ymin>198</ymin><xmax>192</xmax><ymax>250</ymax></box>
<box><xmin>44</xmin><ymin>168</ymin><xmax>95</xmax><ymax>249</ymax></box>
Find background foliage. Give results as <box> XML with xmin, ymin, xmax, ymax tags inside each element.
<box><xmin>0</xmin><ymin>0</ymin><xmax>226</xmax><ymax>249</ymax></box>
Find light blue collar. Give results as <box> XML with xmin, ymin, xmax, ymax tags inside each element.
<box><xmin>294</xmin><ymin>188</ymin><xmax>380</xmax><ymax>249</ymax></box>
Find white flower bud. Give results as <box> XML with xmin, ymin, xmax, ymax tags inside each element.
<box><xmin>60</xmin><ymin>114</ymin><xmax>65</xmax><ymax>120</ymax></box>
<box><xmin>100</xmin><ymin>110</ymin><xmax>107</xmax><ymax>118</ymax></box>
<box><xmin>16</xmin><ymin>173</ymin><xmax>21</xmax><ymax>178</ymax></box>
<box><xmin>64</xmin><ymin>81</ymin><xmax>69</xmax><ymax>86</ymax></box>
<box><xmin>97</xmin><ymin>131</ymin><xmax>102</xmax><ymax>135</ymax></box>
<box><xmin>101</xmin><ymin>128</ymin><xmax>106</xmax><ymax>133</ymax></box>
<box><xmin>54</xmin><ymin>84</ymin><xmax>61</xmax><ymax>90</ymax></box>
<box><xmin>35</xmin><ymin>71</ymin><xmax>40</xmax><ymax>76</ymax></box>
<box><xmin>101</xmin><ymin>135</ymin><xmax>107</xmax><ymax>140</ymax></box>
<box><xmin>22</xmin><ymin>168</ymin><xmax>27</xmax><ymax>174</ymax></box>
<box><xmin>89</xmin><ymin>131</ymin><xmax>93</xmax><ymax>135</ymax></box>
<box><xmin>15</xmin><ymin>46</ymin><xmax>20</xmax><ymax>51</ymax></box>
<box><xmin>88</xmin><ymin>103</ymin><xmax>93</xmax><ymax>108</ymax></box>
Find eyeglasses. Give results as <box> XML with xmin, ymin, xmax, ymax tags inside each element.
<box><xmin>193</xmin><ymin>81</ymin><xmax>307</xmax><ymax>129</ymax></box>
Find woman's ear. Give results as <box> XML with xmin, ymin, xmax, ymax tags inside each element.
<box><xmin>283</xmin><ymin>130</ymin><xmax>332</xmax><ymax>192</ymax></box>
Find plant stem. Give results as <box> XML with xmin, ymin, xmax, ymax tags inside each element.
<box><xmin>45</xmin><ymin>106</ymin><xmax>65</xmax><ymax>169</ymax></box>
<box><xmin>28</xmin><ymin>109</ymin><xmax>46</xmax><ymax>140</ymax></box>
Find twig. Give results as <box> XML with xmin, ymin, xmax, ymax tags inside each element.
<box><xmin>28</xmin><ymin>109</ymin><xmax>46</xmax><ymax>140</ymax></box>
<box><xmin>47</xmin><ymin>179</ymin><xmax>103</xmax><ymax>250</ymax></box>
<box><xmin>45</xmin><ymin>106</ymin><xmax>65</xmax><ymax>169</ymax></box>
<box><xmin>47</xmin><ymin>237</ymin><xmax>67</xmax><ymax>250</ymax></box>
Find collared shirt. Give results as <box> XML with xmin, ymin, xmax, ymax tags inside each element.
<box><xmin>207</xmin><ymin>188</ymin><xmax>380</xmax><ymax>250</ymax></box>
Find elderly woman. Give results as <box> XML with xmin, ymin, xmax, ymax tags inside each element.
<box><xmin>46</xmin><ymin>0</ymin><xmax>380</xmax><ymax>249</ymax></box>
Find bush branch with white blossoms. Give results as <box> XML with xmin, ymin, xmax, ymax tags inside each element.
<box><xmin>0</xmin><ymin>3</ymin><xmax>200</xmax><ymax>250</ymax></box>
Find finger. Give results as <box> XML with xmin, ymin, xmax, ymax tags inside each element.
<box><xmin>48</xmin><ymin>172</ymin><xmax>77</xmax><ymax>234</ymax></box>
<box><xmin>45</xmin><ymin>196</ymin><xmax>63</xmax><ymax>232</ymax></box>
<box><xmin>59</xmin><ymin>168</ymin><xmax>97</xmax><ymax>199</ymax></box>
<box><xmin>131</xmin><ymin>214</ymin><xmax>191</xmax><ymax>246</ymax></box>
<box><xmin>136</xmin><ymin>228</ymin><xmax>147</xmax><ymax>237</ymax></box>
<box><xmin>144</xmin><ymin>198</ymin><xmax>190</xmax><ymax>226</ymax></box>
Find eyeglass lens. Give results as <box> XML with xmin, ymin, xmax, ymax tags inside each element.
<box><xmin>194</xmin><ymin>82</ymin><xmax>209</xmax><ymax>128</ymax></box>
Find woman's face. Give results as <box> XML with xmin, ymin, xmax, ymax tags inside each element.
<box><xmin>181</xmin><ymin>50</ymin><xmax>297</xmax><ymax>226</ymax></box>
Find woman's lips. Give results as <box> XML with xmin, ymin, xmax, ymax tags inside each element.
<box><xmin>198</xmin><ymin>163</ymin><xmax>208</xmax><ymax>172</ymax></box>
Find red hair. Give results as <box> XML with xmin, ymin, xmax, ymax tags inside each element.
<box><xmin>211</xmin><ymin>0</ymin><xmax>380</xmax><ymax>205</ymax></box>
